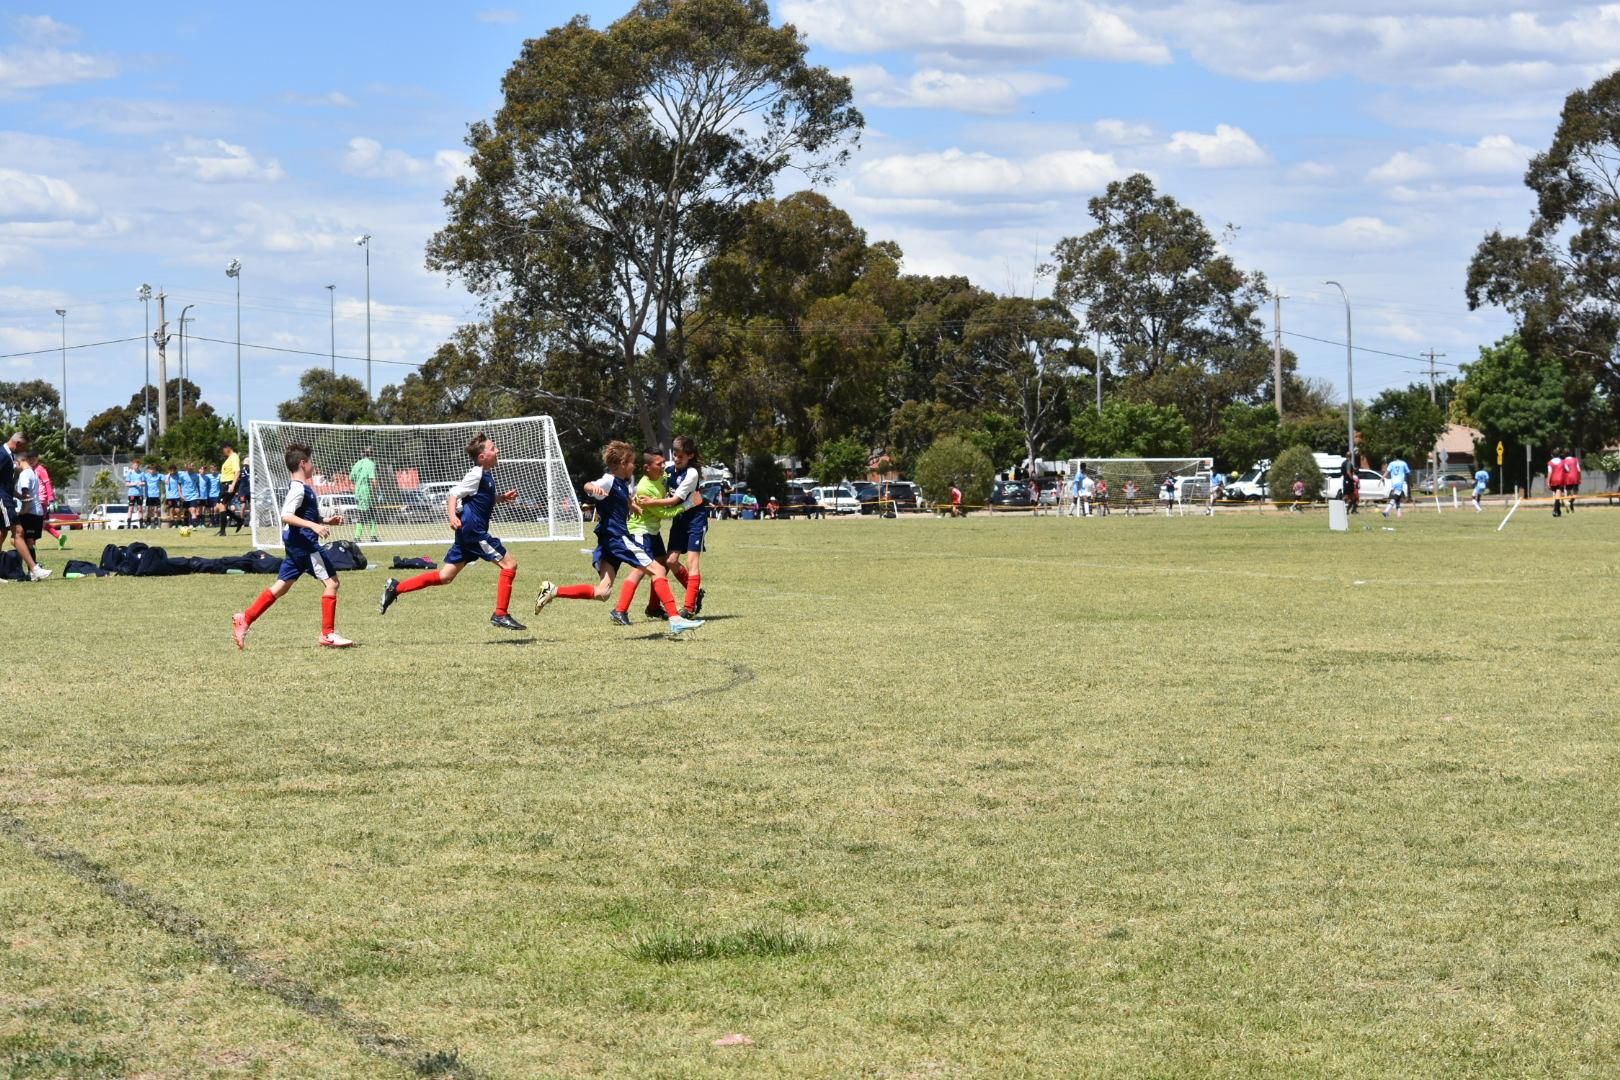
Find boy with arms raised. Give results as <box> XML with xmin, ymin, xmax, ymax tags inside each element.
<box><xmin>232</xmin><ymin>443</ymin><xmax>353</xmax><ymax>649</ymax></box>
<box><xmin>378</xmin><ymin>433</ymin><xmax>527</xmax><ymax>631</ymax></box>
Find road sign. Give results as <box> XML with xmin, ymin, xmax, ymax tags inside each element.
<box><xmin>1496</xmin><ymin>441</ymin><xmax>1504</xmax><ymax>465</ymax></box>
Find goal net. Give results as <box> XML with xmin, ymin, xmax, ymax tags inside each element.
<box><xmin>1064</xmin><ymin>457</ymin><xmax>1212</xmax><ymax>504</ymax></box>
<box><xmin>247</xmin><ymin>416</ymin><xmax>583</xmax><ymax>549</ymax></box>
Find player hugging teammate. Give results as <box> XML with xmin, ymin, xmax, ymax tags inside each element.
<box><xmin>532</xmin><ymin>439</ymin><xmax>705</xmax><ymax>637</ymax></box>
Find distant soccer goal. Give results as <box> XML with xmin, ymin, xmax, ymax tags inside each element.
<box><xmin>247</xmin><ymin>416</ymin><xmax>584</xmax><ymax>549</ymax></box>
<box><xmin>1066</xmin><ymin>457</ymin><xmax>1212</xmax><ymax>505</ymax></box>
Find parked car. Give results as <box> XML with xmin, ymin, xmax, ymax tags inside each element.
<box><xmin>989</xmin><ymin>480</ymin><xmax>1033</xmax><ymax>509</ymax></box>
<box><xmin>89</xmin><ymin>502</ymin><xmax>136</xmax><ymax>529</ymax></box>
<box><xmin>1324</xmin><ymin>469</ymin><xmax>1391</xmax><ymax>502</ymax></box>
<box><xmin>48</xmin><ymin>501</ymin><xmax>86</xmax><ymax>530</ymax></box>
<box><xmin>394</xmin><ymin>489</ymin><xmax>445</xmax><ymax>524</ymax></box>
<box><xmin>1036</xmin><ymin>481</ymin><xmax>1061</xmax><ymax>508</ymax></box>
<box><xmin>809</xmin><ymin>484</ymin><xmax>861</xmax><ymax>514</ymax></box>
<box><xmin>1419</xmin><ymin>470</ymin><xmax>1474</xmax><ymax>494</ymax></box>
<box><xmin>885</xmin><ymin>481</ymin><xmax>924</xmax><ymax>512</ymax></box>
<box><xmin>318</xmin><ymin>493</ymin><xmax>360</xmax><ymax>520</ymax></box>
<box><xmin>1227</xmin><ymin>462</ymin><xmax>1269</xmax><ymax>501</ymax></box>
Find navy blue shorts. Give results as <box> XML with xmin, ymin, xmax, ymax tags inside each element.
<box><xmin>667</xmin><ymin>508</ymin><xmax>708</xmax><ymax>553</ymax></box>
<box><xmin>592</xmin><ymin>534</ymin><xmax>654</xmax><ymax>574</ymax></box>
<box><xmin>445</xmin><ymin>530</ymin><xmax>507</xmax><ymax>565</ymax></box>
<box><xmin>279</xmin><ymin>548</ymin><xmax>336</xmax><ymax>582</ymax></box>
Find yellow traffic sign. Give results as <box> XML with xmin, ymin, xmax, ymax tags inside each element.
<box><xmin>1496</xmin><ymin>441</ymin><xmax>1504</xmax><ymax>465</ymax></box>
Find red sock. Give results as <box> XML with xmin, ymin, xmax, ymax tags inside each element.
<box><xmin>321</xmin><ymin>594</ymin><xmax>337</xmax><ymax>636</ymax></box>
<box><xmin>653</xmin><ymin>577</ymin><xmax>678</xmax><ymax>617</ymax></box>
<box><xmin>244</xmin><ymin>589</ymin><xmax>276</xmax><ymax>625</ymax></box>
<box><xmin>558</xmin><ymin>584</ymin><xmax>598</xmax><ymax>600</ymax></box>
<box><xmin>671</xmin><ymin>563</ymin><xmax>689</xmax><ymax>587</ymax></box>
<box><xmin>615</xmin><ymin>579</ymin><xmax>637</xmax><ymax>612</ymax></box>
<box><xmin>397</xmin><ymin>569</ymin><xmax>444</xmax><ymax>594</ymax></box>
<box><xmin>684</xmin><ymin>573</ymin><xmax>702</xmax><ymax>611</ymax></box>
<box><xmin>495</xmin><ymin>566</ymin><xmax>516</xmax><ymax>616</ymax></box>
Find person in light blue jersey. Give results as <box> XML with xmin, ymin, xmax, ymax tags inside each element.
<box><xmin>123</xmin><ymin>459</ymin><xmax>145</xmax><ymax>527</ymax></box>
<box><xmin>142</xmin><ymin>463</ymin><xmax>162</xmax><ymax>528</ymax></box>
<box><xmin>1471</xmin><ymin>467</ymin><xmax>1490</xmax><ymax>513</ymax></box>
<box><xmin>178</xmin><ymin>464</ymin><xmax>201</xmax><ymax>528</ymax></box>
<box><xmin>1382</xmin><ymin>455</ymin><xmax>1411</xmax><ymax>518</ymax></box>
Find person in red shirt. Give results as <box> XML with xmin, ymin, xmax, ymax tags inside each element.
<box><xmin>1548</xmin><ymin>452</ymin><xmax>1566</xmax><ymax>516</ymax></box>
<box><xmin>949</xmin><ymin>483</ymin><xmax>963</xmax><ymax>517</ymax></box>
<box><xmin>1563</xmin><ymin>452</ymin><xmax>1582</xmax><ymax>513</ymax></box>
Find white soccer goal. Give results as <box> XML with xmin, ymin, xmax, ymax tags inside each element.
<box><xmin>1065</xmin><ymin>457</ymin><xmax>1212</xmax><ymax>507</ymax></box>
<box><xmin>247</xmin><ymin>416</ymin><xmax>583</xmax><ymax>549</ymax></box>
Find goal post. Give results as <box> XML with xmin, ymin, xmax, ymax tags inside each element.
<box><xmin>1065</xmin><ymin>457</ymin><xmax>1212</xmax><ymax>505</ymax></box>
<box><xmin>247</xmin><ymin>416</ymin><xmax>583</xmax><ymax>550</ymax></box>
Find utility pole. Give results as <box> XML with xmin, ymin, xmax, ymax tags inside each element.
<box><xmin>1094</xmin><ymin>331</ymin><xmax>1103</xmax><ymax>415</ymax></box>
<box><xmin>1421</xmin><ymin>349</ymin><xmax>1446</xmax><ymax>404</ymax></box>
<box><xmin>155</xmin><ymin>290</ymin><xmax>170</xmax><ymax>437</ymax></box>
<box><xmin>1271</xmin><ymin>291</ymin><xmax>1288</xmax><ymax>417</ymax></box>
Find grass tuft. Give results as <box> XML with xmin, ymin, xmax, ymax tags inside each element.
<box><xmin>625</xmin><ymin>924</ymin><xmax>832</xmax><ymax>964</ymax></box>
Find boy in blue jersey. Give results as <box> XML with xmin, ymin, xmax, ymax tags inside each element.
<box><xmin>142</xmin><ymin>464</ymin><xmax>162</xmax><ymax>527</ymax></box>
<box><xmin>378</xmin><ymin>433</ymin><xmax>527</xmax><ymax>631</ymax></box>
<box><xmin>532</xmin><ymin>440</ymin><xmax>703</xmax><ymax>635</ymax></box>
<box><xmin>178</xmin><ymin>463</ymin><xmax>201</xmax><ymax>528</ymax></box>
<box><xmin>124</xmin><ymin>459</ymin><xmax>144</xmax><ymax>527</ymax></box>
<box><xmin>1382</xmin><ymin>455</ymin><xmax>1411</xmax><ymax>518</ymax></box>
<box><xmin>1471</xmin><ymin>467</ymin><xmax>1490</xmax><ymax>513</ymax></box>
<box><xmin>232</xmin><ymin>443</ymin><xmax>353</xmax><ymax>648</ymax></box>
<box><xmin>162</xmin><ymin>466</ymin><xmax>180</xmax><ymax>527</ymax></box>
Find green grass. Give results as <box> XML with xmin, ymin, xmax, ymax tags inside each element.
<box><xmin>3</xmin><ymin>505</ymin><xmax>1619</xmax><ymax>1078</ymax></box>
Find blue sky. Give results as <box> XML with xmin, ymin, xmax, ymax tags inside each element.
<box><xmin>3</xmin><ymin>1</ymin><xmax>1614</xmax><ymax>434</ymax></box>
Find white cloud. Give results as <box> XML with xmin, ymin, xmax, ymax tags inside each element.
<box><xmin>11</xmin><ymin>15</ymin><xmax>80</xmax><ymax>45</ymax></box>
<box><xmin>1092</xmin><ymin>119</ymin><xmax>1155</xmax><ymax>146</ymax></box>
<box><xmin>1289</xmin><ymin>216</ymin><xmax>1409</xmax><ymax>250</ymax></box>
<box><xmin>848</xmin><ymin>65</ymin><xmax>1067</xmax><ymax>114</ymax></box>
<box><xmin>781</xmin><ymin>0</ymin><xmax>1170</xmax><ymax>64</ymax></box>
<box><xmin>169</xmin><ymin>138</ymin><xmax>285</xmax><ymax>183</ymax></box>
<box><xmin>0</xmin><ymin>45</ymin><xmax>117</xmax><ymax>90</ymax></box>
<box><xmin>0</xmin><ymin>169</ymin><xmax>97</xmax><ymax>223</ymax></box>
<box><xmin>1369</xmin><ymin>134</ymin><xmax>1534</xmax><ymax>185</ymax></box>
<box><xmin>342</xmin><ymin>137</ymin><xmax>469</xmax><ymax>183</ymax></box>
<box><xmin>1164</xmin><ymin>124</ymin><xmax>1270</xmax><ymax>168</ymax></box>
<box><xmin>477</xmin><ymin>9</ymin><xmax>522</xmax><ymax>23</ymax></box>
<box><xmin>1287</xmin><ymin>161</ymin><xmax>1336</xmax><ymax>183</ymax></box>
<box><xmin>282</xmin><ymin>91</ymin><xmax>356</xmax><ymax>108</ymax></box>
<box><xmin>857</xmin><ymin>146</ymin><xmax>1126</xmax><ymax>198</ymax></box>
<box><xmin>50</xmin><ymin>98</ymin><xmax>222</xmax><ymax>134</ymax></box>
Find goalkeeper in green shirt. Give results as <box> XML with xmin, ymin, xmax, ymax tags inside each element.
<box><xmin>349</xmin><ymin>448</ymin><xmax>380</xmax><ymax>543</ymax></box>
<box><xmin>609</xmin><ymin>450</ymin><xmax>682</xmax><ymax>625</ymax></box>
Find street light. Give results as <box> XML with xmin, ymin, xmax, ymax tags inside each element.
<box><xmin>326</xmin><ymin>284</ymin><xmax>336</xmax><ymax>373</ymax></box>
<box><xmin>177</xmin><ymin>304</ymin><xmax>195</xmax><ymax>422</ymax></box>
<box><xmin>226</xmin><ymin>259</ymin><xmax>242</xmax><ymax>432</ymax></box>
<box><xmin>1323</xmin><ymin>281</ymin><xmax>1354</xmax><ymax>466</ymax></box>
<box><xmin>138</xmin><ymin>285</ymin><xmax>152</xmax><ymax>450</ymax></box>
<box><xmin>54</xmin><ymin>308</ymin><xmax>66</xmax><ymax>439</ymax></box>
<box><xmin>355</xmin><ymin>234</ymin><xmax>371</xmax><ymax>399</ymax></box>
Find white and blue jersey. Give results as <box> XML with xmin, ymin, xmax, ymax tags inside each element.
<box><xmin>665</xmin><ymin>463</ymin><xmax>709</xmax><ymax>554</ymax></box>
<box><xmin>443</xmin><ymin>465</ymin><xmax>507</xmax><ymax>565</ymax></box>
<box><xmin>279</xmin><ymin>480</ymin><xmax>334</xmax><ymax>582</ymax></box>
<box><xmin>585</xmin><ymin>472</ymin><xmax>652</xmax><ymax>571</ymax></box>
<box><xmin>1386</xmin><ymin>459</ymin><xmax>1411</xmax><ymax>495</ymax></box>
<box><xmin>179</xmin><ymin>470</ymin><xmax>200</xmax><ymax>502</ymax></box>
<box><xmin>1473</xmin><ymin>469</ymin><xmax>1490</xmax><ymax>495</ymax></box>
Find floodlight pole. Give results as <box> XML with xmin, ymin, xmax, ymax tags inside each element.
<box><xmin>54</xmin><ymin>308</ymin><xmax>67</xmax><ymax>440</ymax></box>
<box><xmin>226</xmin><ymin>259</ymin><xmax>242</xmax><ymax>433</ymax></box>
<box><xmin>177</xmin><ymin>304</ymin><xmax>195</xmax><ymax>422</ymax></box>
<box><xmin>1324</xmin><ymin>281</ymin><xmax>1354</xmax><ymax>466</ymax></box>
<box><xmin>326</xmin><ymin>284</ymin><xmax>336</xmax><ymax>373</ymax></box>
<box><xmin>355</xmin><ymin>234</ymin><xmax>371</xmax><ymax>399</ymax></box>
<box><xmin>139</xmin><ymin>285</ymin><xmax>152</xmax><ymax>450</ymax></box>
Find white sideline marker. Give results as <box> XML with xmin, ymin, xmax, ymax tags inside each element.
<box><xmin>1497</xmin><ymin>497</ymin><xmax>1522</xmax><ymax>532</ymax></box>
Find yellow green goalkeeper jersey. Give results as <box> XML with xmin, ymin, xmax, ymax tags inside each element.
<box><xmin>627</xmin><ymin>474</ymin><xmax>678</xmax><ymax>536</ymax></box>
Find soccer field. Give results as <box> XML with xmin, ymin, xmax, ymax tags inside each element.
<box><xmin>4</xmin><ymin>508</ymin><xmax>1618</xmax><ymax>1079</ymax></box>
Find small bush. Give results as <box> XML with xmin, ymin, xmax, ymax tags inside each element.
<box><xmin>914</xmin><ymin>436</ymin><xmax>993</xmax><ymax>512</ymax></box>
<box><xmin>1270</xmin><ymin>444</ymin><xmax>1324</xmax><ymax>508</ymax></box>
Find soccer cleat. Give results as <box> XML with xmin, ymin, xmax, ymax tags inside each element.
<box><xmin>30</xmin><ymin>565</ymin><xmax>51</xmax><ymax>581</ymax></box>
<box><xmin>490</xmin><ymin>613</ymin><xmax>527</xmax><ymax>631</ymax></box>
<box><xmin>644</xmin><ymin>602</ymin><xmax>667</xmax><ymax>620</ymax></box>
<box><xmin>668</xmin><ymin>614</ymin><xmax>704</xmax><ymax>635</ymax></box>
<box><xmin>317</xmin><ymin>632</ymin><xmax>356</xmax><ymax>648</ymax></box>
<box><xmin>609</xmin><ymin>609</ymin><xmax>632</xmax><ymax>627</ymax></box>
<box><xmin>380</xmin><ymin>577</ymin><xmax>400</xmax><ymax>615</ymax></box>
<box><xmin>533</xmin><ymin>580</ymin><xmax>558</xmax><ymax>615</ymax></box>
<box><xmin>57</xmin><ymin>535</ymin><xmax>67</xmax><ymax>549</ymax></box>
<box><xmin>692</xmin><ymin>587</ymin><xmax>705</xmax><ymax>615</ymax></box>
<box><xmin>232</xmin><ymin>613</ymin><xmax>249</xmax><ymax>649</ymax></box>
<box><xmin>678</xmin><ymin>607</ymin><xmax>696</xmax><ymax>620</ymax></box>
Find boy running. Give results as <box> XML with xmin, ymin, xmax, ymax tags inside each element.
<box><xmin>1471</xmin><ymin>466</ymin><xmax>1490</xmax><ymax>512</ymax></box>
<box><xmin>379</xmin><ymin>433</ymin><xmax>527</xmax><ymax>630</ymax></box>
<box><xmin>532</xmin><ymin>440</ymin><xmax>703</xmax><ymax>635</ymax></box>
<box><xmin>232</xmin><ymin>443</ymin><xmax>353</xmax><ymax>649</ymax></box>
<box><xmin>1382</xmin><ymin>454</ymin><xmax>1411</xmax><ymax>517</ymax></box>
<box><xmin>610</xmin><ymin>450</ymin><xmax>678</xmax><ymax>623</ymax></box>
<box><xmin>1562</xmin><ymin>452</ymin><xmax>1581</xmax><ymax>513</ymax></box>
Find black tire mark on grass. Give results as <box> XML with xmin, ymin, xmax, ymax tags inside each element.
<box><xmin>0</xmin><ymin>659</ymin><xmax>758</xmax><ymax>1078</ymax></box>
<box><xmin>0</xmin><ymin>810</ymin><xmax>488</xmax><ymax>1079</ymax></box>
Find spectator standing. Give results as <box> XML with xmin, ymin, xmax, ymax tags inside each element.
<box><xmin>5</xmin><ymin>439</ymin><xmax>48</xmax><ymax>579</ymax></box>
<box><xmin>32</xmin><ymin>454</ymin><xmax>64</xmax><ymax>548</ymax></box>
<box><xmin>142</xmin><ymin>463</ymin><xmax>161</xmax><ymax>528</ymax></box>
<box><xmin>1563</xmin><ymin>452</ymin><xmax>1581</xmax><ymax>513</ymax></box>
<box><xmin>1080</xmin><ymin>471</ymin><xmax>1097</xmax><ymax>517</ymax></box>
<box><xmin>1123</xmin><ymin>479</ymin><xmax>1138</xmax><ymax>515</ymax></box>
<box><xmin>949</xmin><ymin>483</ymin><xmax>963</xmax><ymax>517</ymax></box>
<box><xmin>124</xmin><ymin>459</ymin><xmax>144</xmax><ymax>528</ymax></box>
